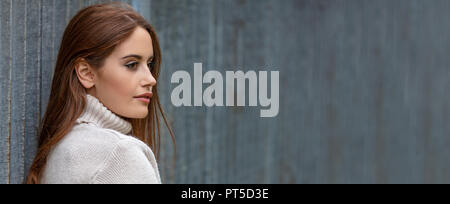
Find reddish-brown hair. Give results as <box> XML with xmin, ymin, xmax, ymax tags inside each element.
<box><xmin>25</xmin><ymin>2</ymin><xmax>175</xmax><ymax>184</ymax></box>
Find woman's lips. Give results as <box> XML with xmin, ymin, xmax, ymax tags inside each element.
<box><xmin>135</xmin><ymin>97</ymin><xmax>150</xmax><ymax>103</ymax></box>
<box><xmin>134</xmin><ymin>92</ymin><xmax>152</xmax><ymax>103</ymax></box>
<box><xmin>134</xmin><ymin>92</ymin><xmax>153</xmax><ymax>98</ymax></box>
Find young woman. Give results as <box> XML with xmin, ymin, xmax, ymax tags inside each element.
<box><xmin>26</xmin><ymin>2</ymin><xmax>175</xmax><ymax>184</ymax></box>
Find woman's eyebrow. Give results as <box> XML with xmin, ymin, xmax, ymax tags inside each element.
<box><xmin>121</xmin><ymin>54</ymin><xmax>154</xmax><ymax>60</ymax></box>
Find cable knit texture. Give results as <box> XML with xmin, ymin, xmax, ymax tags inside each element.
<box><xmin>40</xmin><ymin>94</ymin><xmax>161</xmax><ymax>184</ymax></box>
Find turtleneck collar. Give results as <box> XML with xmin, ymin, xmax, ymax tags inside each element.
<box><xmin>75</xmin><ymin>94</ymin><xmax>132</xmax><ymax>135</ymax></box>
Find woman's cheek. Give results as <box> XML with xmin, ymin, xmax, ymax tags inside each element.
<box><xmin>108</xmin><ymin>70</ymin><xmax>134</xmax><ymax>96</ymax></box>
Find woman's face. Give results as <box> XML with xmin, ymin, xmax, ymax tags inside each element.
<box><xmin>88</xmin><ymin>26</ymin><xmax>156</xmax><ymax>119</ymax></box>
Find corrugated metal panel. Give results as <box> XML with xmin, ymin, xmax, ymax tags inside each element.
<box><xmin>3</xmin><ymin>0</ymin><xmax>450</xmax><ymax>184</ymax></box>
<box><xmin>0</xmin><ymin>0</ymin><xmax>12</xmax><ymax>184</ymax></box>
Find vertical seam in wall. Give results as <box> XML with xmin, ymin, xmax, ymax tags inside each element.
<box><xmin>0</xmin><ymin>0</ymin><xmax>3</xmax><ymax>184</ymax></box>
<box><xmin>22</xmin><ymin>0</ymin><xmax>27</xmax><ymax>182</ymax></box>
<box><xmin>148</xmin><ymin>0</ymin><xmax>152</xmax><ymax>21</ymax></box>
<box><xmin>52</xmin><ymin>0</ymin><xmax>55</xmax><ymax>70</ymax></box>
<box><xmin>205</xmin><ymin>0</ymin><xmax>216</xmax><ymax>184</ymax></box>
<box><xmin>65</xmin><ymin>0</ymin><xmax>69</xmax><ymax>24</ymax></box>
<box><xmin>38</xmin><ymin>0</ymin><xmax>41</xmax><ymax>138</ymax></box>
<box><xmin>7</xmin><ymin>0</ymin><xmax>12</xmax><ymax>184</ymax></box>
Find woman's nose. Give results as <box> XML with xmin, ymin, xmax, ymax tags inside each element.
<box><xmin>142</xmin><ymin>65</ymin><xmax>157</xmax><ymax>87</ymax></box>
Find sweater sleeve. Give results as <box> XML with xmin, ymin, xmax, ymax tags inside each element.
<box><xmin>91</xmin><ymin>139</ymin><xmax>160</xmax><ymax>184</ymax></box>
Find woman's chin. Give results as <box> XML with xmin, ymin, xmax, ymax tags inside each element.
<box><xmin>121</xmin><ymin>109</ymin><xmax>148</xmax><ymax>119</ymax></box>
<box><xmin>134</xmin><ymin>110</ymin><xmax>149</xmax><ymax>119</ymax></box>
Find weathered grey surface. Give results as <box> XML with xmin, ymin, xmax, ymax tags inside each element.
<box><xmin>2</xmin><ymin>0</ymin><xmax>450</xmax><ymax>184</ymax></box>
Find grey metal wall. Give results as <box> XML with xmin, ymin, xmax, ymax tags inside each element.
<box><xmin>1</xmin><ymin>0</ymin><xmax>450</xmax><ymax>184</ymax></box>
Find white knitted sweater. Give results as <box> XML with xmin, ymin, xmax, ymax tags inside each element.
<box><xmin>40</xmin><ymin>94</ymin><xmax>162</xmax><ymax>184</ymax></box>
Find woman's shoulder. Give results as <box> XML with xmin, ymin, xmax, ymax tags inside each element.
<box><xmin>41</xmin><ymin>123</ymin><xmax>150</xmax><ymax>183</ymax></box>
<box><xmin>69</xmin><ymin>123</ymin><xmax>128</xmax><ymax>141</ymax></box>
<box><xmin>56</xmin><ymin>123</ymin><xmax>151</xmax><ymax>158</ymax></box>
<box><xmin>68</xmin><ymin>123</ymin><xmax>151</xmax><ymax>151</ymax></box>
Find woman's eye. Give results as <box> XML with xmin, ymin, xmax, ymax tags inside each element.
<box><xmin>125</xmin><ymin>62</ymin><xmax>138</xmax><ymax>69</ymax></box>
<box><xmin>126</xmin><ymin>61</ymin><xmax>155</xmax><ymax>70</ymax></box>
<box><xmin>147</xmin><ymin>61</ymin><xmax>155</xmax><ymax>70</ymax></box>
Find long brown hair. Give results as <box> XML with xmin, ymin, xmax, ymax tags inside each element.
<box><xmin>25</xmin><ymin>2</ymin><xmax>175</xmax><ymax>184</ymax></box>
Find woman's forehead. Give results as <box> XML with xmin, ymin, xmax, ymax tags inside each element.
<box><xmin>113</xmin><ymin>27</ymin><xmax>154</xmax><ymax>59</ymax></box>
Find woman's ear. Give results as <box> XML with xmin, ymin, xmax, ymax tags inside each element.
<box><xmin>75</xmin><ymin>59</ymin><xmax>96</xmax><ymax>89</ymax></box>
